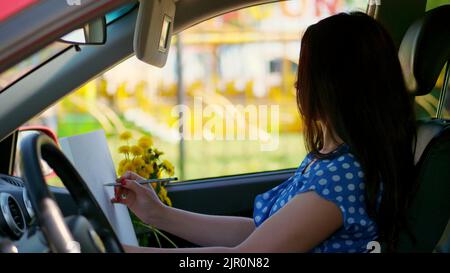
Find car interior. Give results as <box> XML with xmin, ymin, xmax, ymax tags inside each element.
<box><xmin>0</xmin><ymin>0</ymin><xmax>449</xmax><ymax>253</ymax></box>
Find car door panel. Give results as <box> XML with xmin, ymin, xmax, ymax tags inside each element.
<box><xmin>167</xmin><ymin>169</ymin><xmax>295</xmax><ymax>217</ymax></box>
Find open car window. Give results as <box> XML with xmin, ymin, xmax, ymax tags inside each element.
<box><xmin>26</xmin><ymin>0</ymin><xmax>368</xmax><ymax>183</ymax></box>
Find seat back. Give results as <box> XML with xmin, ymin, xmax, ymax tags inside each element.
<box><xmin>397</xmin><ymin>120</ymin><xmax>450</xmax><ymax>252</ymax></box>
<box><xmin>396</xmin><ymin>5</ymin><xmax>450</xmax><ymax>252</ymax></box>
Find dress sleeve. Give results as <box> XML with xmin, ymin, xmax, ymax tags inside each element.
<box><xmin>295</xmin><ymin>157</ymin><xmax>366</xmax><ymax>230</ymax></box>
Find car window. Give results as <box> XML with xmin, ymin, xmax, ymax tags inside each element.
<box><xmin>426</xmin><ymin>0</ymin><xmax>450</xmax><ymax>10</ymax></box>
<box><xmin>439</xmin><ymin>65</ymin><xmax>450</xmax><ymax>119</ymax></box>
<box><xmin>0</xmin><ymin>42</ymin><xmax>69</xmax><ymax>91</ymax></box>
<box><xmin>414</xmin><ymin>63</ymin><xmax>450</xmax><ymax>120</ymax></box>
<box><xmin>25</xmin><ymin>0</ymin><xmax>368</xmax><ymax>182</ymax></box>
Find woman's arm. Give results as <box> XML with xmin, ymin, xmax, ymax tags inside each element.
<box><xmin>112</xmin><ymin>173</ymin><xmax>255</xmax><ymax>247</ymax></box>
<box><xmin>125</xmin><ymin>191</ymin><xmax>343</xmax><ymax>253</ymax></box>
<box><xmin>152</xmin><ymin>206</ymin><xmax>255</xmax><ymax>247</ymax></box>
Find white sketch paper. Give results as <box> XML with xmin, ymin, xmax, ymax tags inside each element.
<box><xmin>59</xmin><ymin>130</ymin><xmax>138</xmax><ymax>246</ymax></box>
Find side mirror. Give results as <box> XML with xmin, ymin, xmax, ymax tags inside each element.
<box><xmin>16</xmin><ymin>126</ymin><xmax>59</xmax><ymax>179</ymax></box>
<box><xmin>59</xmin><ymin>17</ymin><xmax>107</xmax><ymax>45</ymax></box>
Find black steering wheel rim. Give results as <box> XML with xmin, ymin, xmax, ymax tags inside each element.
<box><xmin>19</xmin><ymin>133</ymin><xmax>123</xmax><ymax>253</ymax></box>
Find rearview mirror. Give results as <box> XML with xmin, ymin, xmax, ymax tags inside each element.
<box><xmin>60</xmin><ymin>17</ymin><xmax>107</xmax><ymax>45</ymax></box>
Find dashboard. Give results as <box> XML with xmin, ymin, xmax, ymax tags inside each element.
<box><xmin>0</xmin><ymin>174</ymin><xmax>75</xmax><ymax>253</ymax></box>
<box><xmin>0</xmin><ymin>174</ymin><xmax>34</xmax><ymax>242</ymax></box>
<box><xmin>0</xmin><ymin>130</ymin><xmax>96</xmax><ymax>253</ymax></box>
<box><xmin>0</xmin><ymin>172</ymin><xmax>83</xmax><ymax>253</ymax></box>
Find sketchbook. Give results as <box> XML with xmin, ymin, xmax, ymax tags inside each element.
<box><xmin>59</xmin><ymin>130</ymin><xmax>139</xmax><ymax>246</ymax></box>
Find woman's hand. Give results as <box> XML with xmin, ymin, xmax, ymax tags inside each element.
<box><xmin>111</xmin><ymin>171</ymin><xmax>165</xmax><ymax>224</ymax></box>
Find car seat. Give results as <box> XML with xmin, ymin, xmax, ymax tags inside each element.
<box><xmin>395</xmin><ymin>4</ymin><xmax>450</xmax><ymax>252</ymax></box>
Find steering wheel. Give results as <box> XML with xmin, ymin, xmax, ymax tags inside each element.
<box><xmin>19</xmin><ymin>133</ymin><xmax>123</xmax><ymax>253</ymax></box>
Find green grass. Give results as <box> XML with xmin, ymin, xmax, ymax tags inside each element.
<box><xmin>57</xmin><ymin>113</ymin><xmax>104</xmax><ymax>137</ymax></box>
<box><xmin>57</xmin><ymin>114</ymin><xmax>307</xmax><ymax>181</ymax></box>
<box><xmin>154</xmin><ymin>134</ymin><xmax>306</xmax><ymax>181</ymax></box>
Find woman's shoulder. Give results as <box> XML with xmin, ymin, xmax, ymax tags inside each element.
<box><xmin>295</xmin><ymin>145</ymin><xmax>363</xmax><ymax>178</ymax></box>
<box><xmin>311</xmin><ymin>145</ymin><xmax>362</xmax><ymax>173</ymax></box>
<box><xmin>294</xmin><ymin>146</ymin><xmax>372</xmax><ymax>231</ymax></box>
<box><xmin>316</xmin><ymin>154</ymin><xmax>363</xmax><ymax>186</ymax></box>
<box><xmin>321</xmin><ymin>151</ymin><xmax>361</xmax><ymax>173</ymax></box>
<box><xmin>296</xmin><ymin>145</ymin><xmax>366</xmax><ymax>198</ymax></box>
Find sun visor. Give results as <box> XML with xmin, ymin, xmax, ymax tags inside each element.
<box><xmin>134</xmin><ymin>0</ymin><xmax>176</xmax><ymax>68</ymax></box>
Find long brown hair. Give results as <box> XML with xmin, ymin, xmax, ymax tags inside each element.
<box><xmin>296</xmin><ymin>12</ymin><xmax>417</xmax><ymax>252</ymax></box>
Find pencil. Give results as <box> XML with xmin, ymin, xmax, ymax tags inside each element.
<box><xmin>104</xmin><ymin>177</ymin><xmax>178</xmax><ymax>186</ymax></box>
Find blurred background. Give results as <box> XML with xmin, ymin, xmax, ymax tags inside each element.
<box><xmin>3</xmin><ymin>0</ymin><xmax>448</xmax><ymax>182</ymax></box>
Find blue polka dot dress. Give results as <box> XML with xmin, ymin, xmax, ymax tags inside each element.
<box><xmin>253</xmin><ymin>144</ymin><xmax>379</xmax><ymax>253</ymax></box>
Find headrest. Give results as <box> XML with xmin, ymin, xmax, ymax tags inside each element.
<box><xmin>398</xmin><ymin>5</ymin><xmax>450</xmax><ymax>96</ymax></box>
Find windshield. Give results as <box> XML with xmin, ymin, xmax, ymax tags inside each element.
<box><xmin>0</xmin><ymin>3</ymin><xmax>137</xmax><ymax>92</ymax></box>
<box><xmin>0</xmin><ymin>43</ymin><xmax>69</xmax><ymax>91</ymax></box>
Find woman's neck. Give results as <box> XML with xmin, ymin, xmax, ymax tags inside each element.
<box><xmin>319</xmin><ymin>124</ymin><xmax>343</xmax><ymax>154</ymax></box>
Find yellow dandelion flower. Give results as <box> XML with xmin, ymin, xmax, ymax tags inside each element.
<box><xmin>145</xmin><ymin>164</ymin><xmax>154</xmax><ymax>174</ymax></box>
<box><xmin>117</xmin><ymin>167</ymin><xmax>124</xmax><ymax>176</ymax></box>
<box><xmin>162</xmin><ymin>160</ymin><xmax>173</xmax><ymax>169</ymax></box>
<box><xmin>118</xmin><ymin>145</ymin><xmax>130</xmax><ymax>154</ymax></box>
<box><xmin>130</xmin><ymin>145</ymin><xmax>143</xmax><ymax>156</ymax></box>
<box><xmin>119</xmin><ymin>159</ymin><xmax>128</xmax><ymax>167</ymax></box>
<box><xmin>124</xmin><ymin>162</ymin><xmax>134</xmax><ymax>172</ymax></box>
<box><xmin>138</xmin><ymin>141</ymin><xmax>150</xmax><ymax>150</ymax></box>
<box><xmin>132</xmin><ymin>157</ymin><xmax>145</xmax><ymax>166</ymax></box>
<box><xmin>119</xmin><ymin>131</ymin><xmax>132</xmax><ymax>141</ymax></box>
<box><xmin>159</xmin><ymin>186</ymin><xmax>167</xmax><ymax>197</ymax></box>
<box><xmin>138</xmin><ymin>169</ymin><xmax>148</xmax><ymax>179</ymax></box>
<box><xmin>131</xmin><ymin>160</ymin><xmax>141</xmax><ymax>169</ymax></box>
<box><xmin>164</xmin><ymin>196</ymin><xmax>172</xmax><ymax>207</ymax></box>
<box><xmin>162</xmin><ymin>160</ymin><xmax>174</xmax><ymax>176</ymax></box>
<box><xmin>138</xmin><ymin>136</ymin><xmax>153</xmax><ymax>148</ymax></box>
<box><xmin>139</xmin><ymin>135</ymin><xmax>153</xmax><ymax>143</ymax></box>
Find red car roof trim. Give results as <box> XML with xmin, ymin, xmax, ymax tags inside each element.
<box><xmin>0</xmin><ymin>0</ymin><xmax>38</xmax><ymax>22</ymax></box>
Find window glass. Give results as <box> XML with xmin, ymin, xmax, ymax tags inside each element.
<box><xmin>414</xmin><ymin>66</ymin><xmax>450</xmax><ymax>119</ymax></box>
<box><xmin>0</xmin><ymin>43</ymin><xmax>68</xmax><ymax>92</ymax></box>
<box><xmin>426</xmin><ymin>0</ymin><xmax>450</xmax><ymax>11</ymax></box>
<box><xmin>440</xmin><ymin>66</ymin><xmax>450</xmax><ymax>119</ymax></box>
<box><xmin>25</xmin><ymin>0</ymin><xmax>368</xmax><ymax>182</ymax></box>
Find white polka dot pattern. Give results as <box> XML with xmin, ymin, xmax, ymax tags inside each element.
<box><xmin>252</xmin><ymin>144</ymin><xmax>380</xmax><ymax>253</ymax></box>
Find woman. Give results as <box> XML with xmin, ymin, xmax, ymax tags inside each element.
<box><xmin>112</xmin><ymin>12</ymin><xmax>417</xmax><ymax>253</ymax></box>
